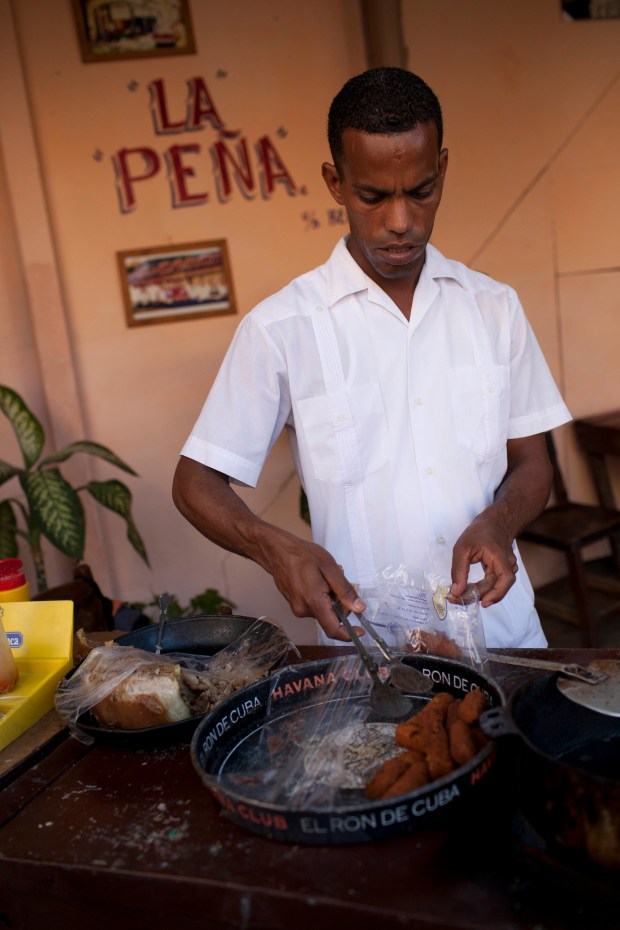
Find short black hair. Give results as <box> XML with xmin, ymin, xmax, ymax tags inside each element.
<box><xmin>327</xmin><ymin>67</ymin><xmax>443</xmax><ymax>172</ymax></box>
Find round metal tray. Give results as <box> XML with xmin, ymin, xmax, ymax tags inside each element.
<box><xmin>191</xmin><ymin>653</ymin><xmax>505</xmax><ymax>844</ymax></box>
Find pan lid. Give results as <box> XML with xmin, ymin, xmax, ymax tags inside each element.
<box><xmin>557</xmin><ymin>659</ymin><xmax>620</xmax><ymax>717</ymax></box>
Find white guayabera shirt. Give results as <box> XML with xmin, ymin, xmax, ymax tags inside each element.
<box><xmin>181</xmin><ymin>238</ymin><xmax>571</xmax><ymax>648</ymax></box>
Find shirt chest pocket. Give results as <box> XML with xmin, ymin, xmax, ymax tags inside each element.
<box><xmin>447</xmin><ymin>365</ymin><xmax>510</xmax><ymax>461</ymax></box>
<box><xmin>296</xmin><ymin>383</ymin><xmax>389</xmax><ymax>483</ymax></box>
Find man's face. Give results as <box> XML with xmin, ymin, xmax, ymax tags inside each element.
<box><xmin>322</xmin><ymin>124</ymin><xmax>448</xmax><ymax>288</ymax></box>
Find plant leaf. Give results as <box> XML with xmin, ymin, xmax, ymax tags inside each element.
<box><xmin>85</xmin><ymin>480</ymin><xmax>149</xmax><ymax>566</ymax></box>
<box><xmin>39</xmin><ymin>441</ymin><xmax>138</xmax><ymax>475</ymax></box>
<box><xmin>164</xmin><ymin>595</ymin><xmax>184</xmax><ymax>619</ymax></box>
<box><xmin>21</xmin><ymin>469</ymin><xmax>84</xmax><ymax>559</ymax></box>
<box><xmin>0</xmin><ymin>385</ymin><xmax>44</xmax><ymax>469</ymax></box>
<box><xmin>131</xmin><ymin>594</ymin><xmax>182</xmax><ymax>616</ymax></box>
<box><xmin>189</xmin><ymin>588</ymin><xmax>236</xmax><ymax>615</ymax></box>
<box><xmin>0</xmin><ymin>459</ymin><xmax>21</xmax><ymax>487</ymax></box>
<box><xmin>0</xmin><ymin>500</ymin><xmax>18</xmax><ymax>558</ymax></box>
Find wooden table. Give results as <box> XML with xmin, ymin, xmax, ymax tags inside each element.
<box><xmin>1</xmin><ymin>646</ymin><xmax>619</xmax><ymax>930</ymax></box>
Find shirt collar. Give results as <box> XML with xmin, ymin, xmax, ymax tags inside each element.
<box><xmin>424</xmin><ymin>242</ymin><xmax>468</xmax><ymax>288</ymax></box>
<box><xmin>325</xmin><ymin>237</ymin><xmax>466</xmax><ymax>309</ymax></box>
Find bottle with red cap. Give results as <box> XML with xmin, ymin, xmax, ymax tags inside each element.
<box><xmin>0</xmin><ymin>558</ymin><xmax>31</xmax><ymax>602</ymax></box>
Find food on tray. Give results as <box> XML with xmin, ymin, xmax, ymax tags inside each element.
<box><xmin>363</xmin><ymin>748</ymin><xmax>418</xmax><ymax>800</ymax></box>
<box><xmin>55</xmin><ymin>619</ymin><xmax>291</xmax><ymax>735</ymax></box>
<box><xmin>303</xmin><ymin>722</ymin><xmax>404</xmax><ymax>792</ymax></box>
<box><xmin>366</xmin><ymin>748</ymin><xmax>431</xmax><ymax>800</ymax></box>
<box><xmin>92</xmin><ymin>662</ymin><xmax>192</xmax><ymax>728</ymax></box>
<box><xmin>364</xmin><ymin>689</ymin><xmax>490</xmax><ymax>800</ymax></box>
<box><xmin>78</xmin><ymin>646</ymin><xmax>273</xmax><ymax>730</ymax></box>
<box><xmin>448</xmin><ymin>716</ymin><xmax>478</xmax><ymax>766</ymax></box>
<box><xmin>454</xmin><ymin>687</ymin><xmax>488</xmax><ymax>724</ymax></box>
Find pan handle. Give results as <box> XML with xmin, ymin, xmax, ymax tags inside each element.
<box><xmin>488</xmin><ymin>653</ymin><xmax>607</xmax><ymax>685</ymax></box>
<box><xmin>479</xmin><ymin>706</ymin><xmax>521</xmax><ymax>740</ymax></box>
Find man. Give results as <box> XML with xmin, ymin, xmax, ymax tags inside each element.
<box><xmin>173</xmin><ymin>67</ymin><xmax>570</xmax><ymax>647</ymax></box>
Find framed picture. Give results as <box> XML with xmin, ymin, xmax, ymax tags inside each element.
<box><xmin>72</xmin><ymin>0</ymin><xmax>196</xmax><ymax>63</ymax></box>
<box><xmin>117</xmin><ymin>240</ymin><xmax>237</xmax><ymax>327</ymax></box>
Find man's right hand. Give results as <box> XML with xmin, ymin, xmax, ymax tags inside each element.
<box><xmin>257</xmin><ymin>531</ymin><xmax>366</xmax><ymax>641</ymax></box>
<box><xmin>172</xmin><ymin>456</ymin><xmax>365</xmax><ymax>642</ymax></box>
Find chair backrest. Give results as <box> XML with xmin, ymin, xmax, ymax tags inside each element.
<box><xmin>545</xmin><ymin>431</ymin><xmax>570</xmax><ymax>506</ymax></box>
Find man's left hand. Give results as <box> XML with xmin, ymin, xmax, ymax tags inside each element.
<box><xmin>449</xmin><ymin>433</ymin><xmax>553</xmax><ymax>607</ymax></box>
<box><xmin>449</xmin><ymin>511</ymin><xmax>518</xmax><ymax>607</ymax></box>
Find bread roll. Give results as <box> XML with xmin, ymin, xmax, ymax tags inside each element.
<box><xmin>92</xmin><ymin>663</ymin><xmax>191</xmax><ymax>729</ymax></box>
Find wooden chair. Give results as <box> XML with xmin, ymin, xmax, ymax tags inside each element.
<box><xmin>518</xmin><ymin>431</ymin><xmax>620</xmax><ymax>647</ymax></box>
<box><xmin>573</xmin><ymin>410</ymin><xmax>620</xmax><ymax>510</ymax></box>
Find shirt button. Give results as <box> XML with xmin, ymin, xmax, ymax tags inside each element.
<box><xmin>436</xmin><ymin>536</ymin><xmax>446</xmax><ymax>545</ymax></box>
<box><xmin>488</xmin><ymin>386</ymin><xmax>496</xmax><ymax>394</ymax></box>
<box><xmin>337</xmin><ymin>414</ymin><xmax>346</xmax><ymax>422</ymax></box>
<box><xmin>415</xmin><ymin>397</ymin><xmax>424</xmax><ymax>405</ymax></box>
<box><xmin>425</xmin><ymin>466</ymin><xmax>434</xmax><ymax>476</ymax></box>
<box><xmin>315</xmin><ymin>305</ymin><xmax>325</xmax><ymax>313</ymax></box>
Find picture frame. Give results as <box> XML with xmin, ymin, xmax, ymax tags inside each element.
<box><xmin>117</xmin><ymin>240</ymin><xmax>237</xmax><ymax>327</ymax></box>
<box><xmin>72</xmin><ymin>0</ymin><xmax>196</xmax><ymax>63</ymax></box>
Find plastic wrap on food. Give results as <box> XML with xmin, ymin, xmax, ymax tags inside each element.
<box><xmin>207</xmin><ymin>654</ymin><xmax>399</xmax><ymax>811</ymax></box>
<box><xmin>359</xmin><ymin>564</ymin><xmax>487</xmax><ymax>670</ymax></box>
<box><xmin>55</xmin><ymin>618</ymin><xmax>293</xmax><ymax>743</ymax></box>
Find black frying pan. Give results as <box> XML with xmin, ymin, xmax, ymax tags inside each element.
<box><xmin>481</xmin><ymin>672</ymin><xmax>620</xmax><ymax>872</ymax></box>
<box><xmin>116</xmin><ymin>613</ymin><xmax>263</xmax><ymax>656</ymax></box>
<box><xmin>68</xmin><ymin>614</ymin><xmax>290</xmax><ymax>746</ymax></box>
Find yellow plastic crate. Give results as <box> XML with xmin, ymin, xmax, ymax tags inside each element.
<box><xmin>0</xmin><ymin>600</ymin><xmax>74</xmax><ymax>751</ymax></box>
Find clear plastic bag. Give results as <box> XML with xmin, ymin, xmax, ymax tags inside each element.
<box><xmin>206</xmin><ymin>654</ymin><xmax>382</xmax><ymax>811</ymax></box>
<box><xmin>359</xmin><ymin>564</ymin><xmax>487</xmax><ymax>670</ymax></box>
<box><xmin>55</xmin><ymin>618</ymin><xmax>293</xmax><ymax>742</ymax></box>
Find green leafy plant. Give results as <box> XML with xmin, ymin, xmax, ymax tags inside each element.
<box><xmin>0</xmin><ymin>385</ymin><xmax>149</xmax><ymax>593</ymax></box>
<box><xmin>132</xmin><ymin>587</ymin><xmax>236</xmax><ymax>619</ymax></box>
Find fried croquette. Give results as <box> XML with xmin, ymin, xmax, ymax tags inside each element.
<box><xmin>448</xmin><ymin>716</ymin><xmax>478</xmax><ymax>766</ymax></box>
<box><xmin>383</xmin><ymin>754</ymin><xmax>430</xmax><ymax>798</ymax></box>
<box><xmin>457</xmin><ymin>688</ymin><xmax>489</xmax><ymax>724</ymax></box>
<box><xmin>365</xmin><ymin>750</ymin><xmax>420</xmax><ymax>800</ymax></box>
<box><xmin>364</xmin><ymin>689</ymin><xmax>491</xmax><ymax>800</ymax></box>
<box><xmin>395</xmin><ymin>719</ymin><xmax>425</xmax><ymax>751</ymax></box>
<box><xmin>417</xmin><ymin>695</ymin><xmax>455</xmax><ymax>779</ymax></box>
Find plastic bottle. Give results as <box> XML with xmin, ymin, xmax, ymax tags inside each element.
<box><xmin>0</xmin><ymin>558</ymin><xmax>31</xmax><ymax>602</ymax></box>
<box><xmin>0</xmin><ymin>608</ymin><xmax>19</xmax><ymax>692</ymax></box>
<box><xmin>0</xmin><ymin>558</ymin><xmax>27</xmax><ymax>692</ymax></box>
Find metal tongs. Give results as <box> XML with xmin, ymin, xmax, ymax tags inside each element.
<box><xmin>329</xmin><ymin>594</ymin><xmax>432</xmax><ymax>719</ymax></box>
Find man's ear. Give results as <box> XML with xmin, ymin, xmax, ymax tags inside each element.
<box><xmin>322</xmin><ymin>162</ymin><xmax>344</xmax><ymax>203</ymax></box>
<box><xmin>439</xmin><ymin>147</ymin><xmax>449</xmax><ymax>180</ymax></box>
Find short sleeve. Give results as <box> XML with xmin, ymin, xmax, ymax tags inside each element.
<box><xmin>506</xmin><ymin>290</ymin><xmax>571</xmax><ymax>438</ymax></box>
<box><xmin>180</xmin><ymin>315</ymin><xmax>291</xmax><ymax>487</ymax></box>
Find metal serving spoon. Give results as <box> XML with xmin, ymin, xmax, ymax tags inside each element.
<box><xmin>354</xmin><ymin>611</ymin><xmax>434</xmax><ymax>695</ymax></box>
<box><xmin>329</xmin><ymin>596</ymin><xmax>431</xmax><ymax>719</ymax></box>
